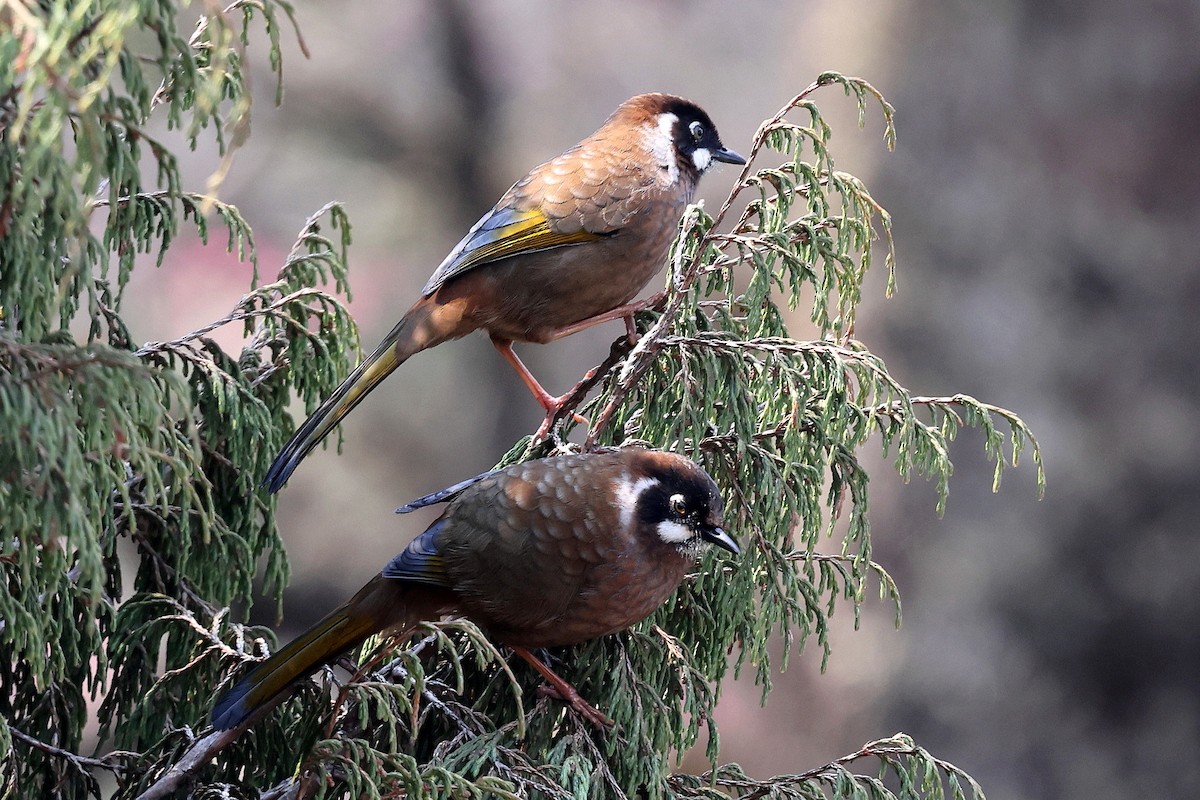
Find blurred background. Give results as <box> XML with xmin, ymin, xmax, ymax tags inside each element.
<box><xmin>129</xmin><ymin>2</ymin><xmax>1200</xmax><ymax>798</ymax></box>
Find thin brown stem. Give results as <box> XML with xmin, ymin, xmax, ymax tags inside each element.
<box><xmin>9</xmin><ymin>726</ymin><xmax>135</xmax><ymax>775</ymax></box>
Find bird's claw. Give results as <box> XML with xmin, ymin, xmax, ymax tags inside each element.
<box><xmin>533</xmin><ymin>371</ymin><xmax>597</xmax><ymax>440</ymax></box>
<box><xmin>534</xmin><ymin>682</ymin><xmax>614</xmax><ymax>729</ymax></box>
<box><xmin>534</xmin><ymin>407</ymin><xmax>590</xmax><ymax>441</ymax></box>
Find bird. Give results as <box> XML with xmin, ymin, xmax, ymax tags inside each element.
<box><xmin>263</xmin><ymin>94</ymin><xmax>745</xmax><ymax>492</ymax></box>
<box><xmin>212</xmin><ymin>448</ymin><xmax>738</xmax><ymax>731</ymax></box>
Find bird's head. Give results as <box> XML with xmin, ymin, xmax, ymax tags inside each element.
<box><xmin>610</xmin><ymin>93</ymin><xmax>746</xmax><ymax>186</ymax></box>
<box><xmin>614</xmin><ymin>449</ymin><xmax>738</xmax><ymax>556</ymax></box>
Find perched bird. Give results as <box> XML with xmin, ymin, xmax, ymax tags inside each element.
<box><xmin>264</xmin><ymin>94</ymin><xmax>745</xmax><ymax>492</ymax></box>
<box><xmin>212</xmin><ymin>448</ymin><xmax>738</xmax><ymax>731</ymax></box>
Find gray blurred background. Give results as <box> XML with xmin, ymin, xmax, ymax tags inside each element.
<box><xmin>132</xmin><ymin>2</ymin><xmax>1200</xmax><ymax>797</ymax></box>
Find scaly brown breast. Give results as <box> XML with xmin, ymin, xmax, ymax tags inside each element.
<box><xmin>436</xmin><ymin>453</ymin><xmax>692</xmax><ymax>648</ymax></box>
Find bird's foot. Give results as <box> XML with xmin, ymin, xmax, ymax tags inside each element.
<box><xmin>512</xmin><ymin>645</ymin><xmax>613</xmax><ymax>730</ymax></box>
<box><xmin>493</xmin><ymin>337</ymin><xmax>591</xmax><ymax>439</ymax></box>
<box><xmin>534</xmin><ymin>411</ymin><xmax>587</xmax><ymax>442</ymax></box>
<box><xmin>533</xmin><ymin>368</ymin><xmax>598</xmax><ymax>439</ymax></box>
<box><xmin>535</xmin><ymin>682</ymin><xmax>614</xmax><ymax>729</ymax></box>
<box><xmin>534</xmin><ymin>405</ymin><xmax>590</xmax><ymax>440</ymax></box>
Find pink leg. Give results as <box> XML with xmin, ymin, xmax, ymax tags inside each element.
<box><xmin>493</xmin><ymin>294</ymin><xmax>664</xmax><ymax>437</ymax></box>
<box><xmin>491</xmin><ymin>337</ymin><xmax>590</xmax><ymax>437</ymax></box>
<box><xmin>492</xmin><ymin>337</ymin><xmax>561</xmax><ymax>412</ymax></box>
<box><xmin>511</xmin><ymin>645</ymin><xmax>613</xmax><ymax>729</ymax></box>
<box><xmin>545</xmin><ymin>291</ymin><xmax>666</xmax><ymax>344</ymax></box>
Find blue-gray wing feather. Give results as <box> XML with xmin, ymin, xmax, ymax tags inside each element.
<box><xmin>396</xmin><ymin>470</ymin><xmax>497</xmax><ymax>514</ymax></box>
<box><xmin>421</xmin><ymin>202</ymin><xmax>526</xmax><ymax>296</ymax></box>
<box><xmin>383</xmin><ymin>519</ymin><xmax>450</xmax><ymax>588</ymax></box>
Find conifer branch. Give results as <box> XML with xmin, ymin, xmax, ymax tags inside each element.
<box><xmin>133</xmin><ymin>729</ymin><xmax>240</xmax><ymax>800</ymax></box>
<box><xmin>9</xmin><ymin>727</ymin><xmax>135</xmax><ymax>776</ymax></box>
<box><xmin>670</xmin><ymin>734</ymin><xmax>982</xmax><ymax>799</ymax></box>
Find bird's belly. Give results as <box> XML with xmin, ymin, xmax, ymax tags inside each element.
<box><xmin>473</xmin><ymin>551</ymin><xmax>689</xmax><ymax>649</ymax></box>
<box><xmin>480</xmin><ymin>249</ymin><xmax>654</xmax><ymax>341</ymax></box>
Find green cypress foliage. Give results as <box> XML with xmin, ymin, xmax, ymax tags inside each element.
<box><xmin>1</xmin><ymin>6</ymin><xmax>1043</xmax><ymax>800</ymax></box>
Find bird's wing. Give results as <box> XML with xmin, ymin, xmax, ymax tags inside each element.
<box><xmin>395</xmin><ymin>470</ymin><xmax>497</xmax><ymax>514</ymax></box>
<box><xmin>382</xmin><ymin>519</ymin><xmax>450</xmax><ymax>587</ymax></box>
<box><xmin>420</xmin><ymin>204</ymin><xmax>606</xmax><ymax>296</ymax></box>
<box><xmin>387</xmin><ymin>468</ymin><xmax>505</xmax><ymax>586</ymax></box>
<box><xmin>421</xmin><ymin>146</ymin><xmax>648</xmax><ymax>297</ymax></box>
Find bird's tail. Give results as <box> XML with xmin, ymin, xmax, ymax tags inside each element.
<box><xmin>211</xmin><ymin>599</ymin><xmax>379</xmax><ymax>731</ymax></box>
<box><xmin>211</xmin><ymin>577</ymin><xmax>450</xmax><ymax>731</ymax></box>
<box><xmin>263</xmin><ymin>322</ymin><xmax>409</xmax><ymax>493</ymax></box>
<box><xmin>264</xmin><ymin>296</ymin><xmax>460</xmax><ymax>493</ymax></box>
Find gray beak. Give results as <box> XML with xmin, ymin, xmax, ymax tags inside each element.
<box><xmin>712</xmin><ymin>147</ymin><xmax>746</xmax><ymax>166</ymax></box>
<box><xmin>701</xmin><ymin>525</ymin><xmax>740</xmax><ymax>555</ymax></box>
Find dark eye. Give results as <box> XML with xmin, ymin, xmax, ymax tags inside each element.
<box><xmin>688</xmin><ymin>121</ymin><xmax>705</xmax><ymax>141</ymax></box>
<box><xmin>669</xmin><ymin>493</ymin><xmax>687</xmax><ymax>517</ymax></box>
